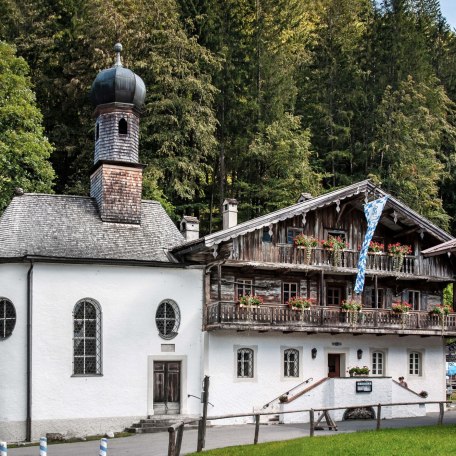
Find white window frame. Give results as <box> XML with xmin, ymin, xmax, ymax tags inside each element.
<box><xmin>233</xmin><ymin>345</ymin><xmax>258</xmax><ymax>382</ymax></box>
<box><xmin>408</xmin><ymin>351</ymin><xmax>422</xmax><ymax>376</ymax></box>
<box><xmin>371</xmin><ymin>351</ymin><xmax>385</xmax><ymax>376</ymax></box>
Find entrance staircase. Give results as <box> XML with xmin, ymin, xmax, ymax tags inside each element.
<box><xmin>127</xmin><ymin>415</ymin><xmax>200</xmax><ymax>434</ymax></box>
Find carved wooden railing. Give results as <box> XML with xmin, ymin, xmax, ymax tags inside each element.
<box><xmin>235</xmin><ymin>245</ymin><xmax>453</xmax><ymax>278</ymax></box>
<box><xmin>206</xmin><ymin>302</ymin><xmax>456</xmax><ymax>333</ymax></box>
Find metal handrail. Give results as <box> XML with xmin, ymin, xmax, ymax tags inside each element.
<box><xmin>262</xmin><ymin>377</ymin><xmax>314</xmax><ymax>409</ymax></box>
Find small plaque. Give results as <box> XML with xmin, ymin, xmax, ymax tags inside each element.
<box><xmin>161</xmin><ymin>344</ymin><xmax>175</xmax><ymax>352</ymax></box>
<box><xmin>446</xmin><ymin>355</ymin><xmax>456</xmax><ymax>362</ymax></box>
<box><xmin>356</xmin><ymin>381</ymin><xmax>372</xmax><ymax>393</ymax></box>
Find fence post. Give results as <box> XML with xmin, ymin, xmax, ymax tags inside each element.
<box><xmin>197</xmin><ymin>375</ymin><xmax>210</xmax><ymax>452</ymax></box>
<box><xmin>0</xmin><ymin>442</ymin><xmax>6</xmax><ymax>456</ymax></box>
<box><xmin>99</xmin><ymin>438</ymin><xmax>108</xmax><ymax>456</ymax></box>
<box><xmin>175</xmin><ymin>423</ymin><xmax>184</xmax><ymax>456</ymax></box>
<box><xmin>438</xmin><ymin>402</ymin><xmax>444</xmax><ymax>425</ymax></box>
<box><xmin>309</xmin><ymin>409</ymin><xmax>315</xmax><ymax>437</ymax></box>
<box><xmin>168</xmin><ymin>427</ymin><xmax>176</xmax><ymax>456</ymax></box>
<box><xmin>254</xmin><ymin>414</ymin><xmax>260</xmax><ymax>444</ymax></box>
<box><xmin>376</xmin><ymin>404</ymin><xmax>382</xmax><ymax>430</ymax></box>
<box><xmin>39</xmin><ymin>437</ymin><xmax>47</xmax><ymax>456</ymax></box>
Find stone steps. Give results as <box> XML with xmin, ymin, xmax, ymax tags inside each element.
<box><xmin>127</xmin><ymin>415</ymin><xmax>200</xmax><ymax>434</ymax></box>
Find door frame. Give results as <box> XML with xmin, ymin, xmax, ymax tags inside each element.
<box><xmin>325</xmin><ymin>350</ymin><xmax>347</xmax><ymax>378</ymax></box>
<box><xmin>148</xmin><ymin>355</ymin><xmax>188</xmax><ymax>416</ymax></box>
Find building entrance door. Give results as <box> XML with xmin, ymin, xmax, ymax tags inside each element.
<box><xmin>153</xmin><ymin>361</ymin><xmax>180</xmax><ymax>415</ymax></box>
<box><xmin>328</xmin><ymin>354</ymin><xmax>341</xmax><ymax>378</ymax></box>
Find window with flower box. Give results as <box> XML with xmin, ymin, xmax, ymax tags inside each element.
<box><xmin>408</xmin><ymin>291</ymin><xmax>420</xmax><ymax>311</ymax></box>
<box><xmin>283</xmin><ymin>282</ymin><xmax>298</xmax><ymax>305</ymax></box>
<box><xmin>287</xmin><ymin>228</ymin><xmax>303</xmax><ymax>244</ymax></box>
<box><xmin>327</xmin><ymin>286</ymin><xmax>344</xmax><ymax>307</ymax></box>
<box><xmin>236</xmin><ymin>279</ymin><xmax>253</xmax><ymax>299</ymax></box>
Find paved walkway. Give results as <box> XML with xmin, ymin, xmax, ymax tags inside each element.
<box><xmin>7</xmin><ymin>411</ymin><xmax>456</xmax><ymax>456</ymax></box>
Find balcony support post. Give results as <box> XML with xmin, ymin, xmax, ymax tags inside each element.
<box><xmin>217</xmin><ymin>264</ymin><xmax>222</xmax><ymax>323</ymax></box>
<box><xmin>453</xmin><ymin>284</ymin><xmax>456</xmax><ymax>313</ymax></box>
<box><xmin>320</xmin><ymin>270</ymin><xmax>325</xmax><ymax>307</ymax></box>
<box><xmin>374</xmin><ymin>275</ymin><xmax>378</xmax><ymax>309</ymax></box>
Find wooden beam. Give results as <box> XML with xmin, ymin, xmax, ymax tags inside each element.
<box><xmin>393</xmin><ymin>227</ymin><xmax>419</xmax><ymax>239</ymax></box>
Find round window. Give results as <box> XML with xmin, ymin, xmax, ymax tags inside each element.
<box><xmin>155</xmin><ymin>300</ymin><xmax>180</xmax><ymax>340</ymax></box>
<box><xmin>0</xmin><ymin>298</ymin><xmax>16</xmax><ymax>340</ymax></box>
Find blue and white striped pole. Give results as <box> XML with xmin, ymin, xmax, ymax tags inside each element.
<box><xmin>0</xmin><ymin>441</ymin><xmax>7</xmax><ymax>456</ymax></box>
<box><xmin>99</xmin><ymin>438</ymin><xmax>108</xmax><ymax>456</ymax></box>
<box><xmin>39</xmin><ymin>437</ymin><xmax>47</xmax><ymax>456</ymax></box>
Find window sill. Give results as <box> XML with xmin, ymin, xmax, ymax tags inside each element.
<box><xmin>71</xmin><ymin>374</ymin><xmax>103</xmax><ymax>378</ymax></box>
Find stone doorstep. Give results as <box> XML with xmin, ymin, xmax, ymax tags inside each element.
<box><xmin>127</xmin><ymin>415</ymin><xmax>201</xmax><ymax>434</ymax></box>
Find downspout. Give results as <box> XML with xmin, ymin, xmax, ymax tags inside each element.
<box><xmin>26</xmin><ymin>261</ymin><xmax>34</xmax><ymax>441</ymax></box>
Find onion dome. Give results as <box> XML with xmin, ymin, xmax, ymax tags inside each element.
<box><xmin>90</xmin><ymin>43</ymin><xmax>146</xmax><ymax>108</ymax></box>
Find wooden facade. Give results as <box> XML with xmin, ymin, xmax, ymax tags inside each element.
<box><xmin>175</xmin><ymin>183</ymin><xmax>456</xmax><ymax>337</ymax></box>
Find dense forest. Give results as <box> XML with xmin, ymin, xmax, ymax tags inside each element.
<box><xmin>1</xmin><ymin>0</ymin><xmax>456</xmax><ymax>235</ymax></box>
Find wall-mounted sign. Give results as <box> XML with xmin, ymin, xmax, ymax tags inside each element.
<box><xmin>356</xmin><ymin>381</ymin><xmax>372</xmax><ymax>393</ymax></box>
<box><xmin>447</xmin><ymin>355</ymin><xmax>456</xmax><ymax>362</ymax></box>
<box><xmin>332</xmin><ymin>342</ymin><xmax>342</xmax><ymax>346</ymax></box>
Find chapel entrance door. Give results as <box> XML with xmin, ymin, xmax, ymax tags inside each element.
<box><xmin>328</xmin><ymin>354</ymin><xmax>341</xmax><ymax>378</ymax></box>
<box><xmin>153</xmin><ymin>361</ymin><xmax>180</xmax><ymax>415</ymax></box>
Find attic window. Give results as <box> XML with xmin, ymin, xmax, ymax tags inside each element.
<box><xmin>262</xmin><ymin>227</ymin><xmax>272</xmax><ymax>243</ymax></box>
<box><xmin>118</xmin><ymin>118</ymin><xmax>128</xmax><ymax>135</ymax></box>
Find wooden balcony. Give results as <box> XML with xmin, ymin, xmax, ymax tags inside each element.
<box><xmin>232</xmin><ymin>246</ymin><xmax>453</xmax><ymax>280</ymax></box>
<box><xmin>206</xmin><ymin>302</ymin><xmax>456</xmax><ymax>336</ymax></box>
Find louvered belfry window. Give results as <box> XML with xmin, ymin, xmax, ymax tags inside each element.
<box><xmin>156</xmin><ymin>300</ymin><xmax>180</xmax><ymax>340</ymax></box>
<box><xmin>0</xmin><ymin>298</ymin><xmax>16</xmax><ymax>339</ymax></box>
<box><xmin>73</xmin><ymin>299</ymin><xmax>102</xmax><ymax>375</ymax></box>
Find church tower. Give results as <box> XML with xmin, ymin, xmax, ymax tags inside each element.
<box><xmin>89</xmin><ymin>43</ymin><xmax>146</xmax><ymax>224</ymax></box>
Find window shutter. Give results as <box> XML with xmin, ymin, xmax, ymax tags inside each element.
<box><xmin>385</xmin><ymin>289</ymin><xmax>393</xmax><ymax>309</ymax></box>
<box><xmin>422</xmin><ymin>292</ymin><xmax>428</xmax><ymax>311</ymax></box>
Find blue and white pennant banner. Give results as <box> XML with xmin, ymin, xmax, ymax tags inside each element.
<box><xmin>354</xmin><ymin>196</ymin><xmax>388</xmax><ymax>294</ymax></box>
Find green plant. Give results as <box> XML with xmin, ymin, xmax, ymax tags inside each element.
<box><xmin>321</xmin><ymin>236</ymin><xmax>348</xmax><ymax>250</ymax></box>
<box><xmin>429</xmin><ymin>305</ymin><xmax>450</xmax><ymax>316</ymax></box>
<box><xmin>341</xmin><ymin>299</ymin><xmax>362</xmax><ymax>311</ymax></box>
<box><xmin>387</xmin><ymin>243</ymin><xmax>412</xmax><ymax>256</ymax></box>
<box><xmin>294</xmin><ymin>234</ymin><xmax>319</xmax><ymax>248</ymax></box>
<box><xmin>288</xmin><ymin>296</ymin><xmax>314</xmax><ymax>309</ymax></box>
<box><xmin>348</xmin><ymin>366</ymin><xmax>370</xmax><ymax>376</ymax></box>
<box><xmin>391</xmin><ymin>302</ymin><xmax>412</xmax><ymax>313</ymax></box>
<box><xmin>239</xmin><ymin>295</ymin><xmax>263</xmax><ymax>306</ymax></box>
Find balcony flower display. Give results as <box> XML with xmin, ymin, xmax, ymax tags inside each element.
<box><xmin>391</xmin><ymin>302</ymin><xmax>412</xmax><ymax>314</ymax></box>
<box><xmin>368</xmin><ymin>241</ymin><xmax>384</xmax><ymax>253</ymax></box>
<box><xmin>341</xmin><ymin>299</ymin><xmax>362</xmax><ymax>312</ymax></box>
<box><xmin>238</xmin><ymin>294</ymin><xmax>263</xmax><ymax>307</ymax></box>
<box><xmin>387</xmin><ymin>243</ymin><xmax>412</xmax><ymax>272</ymax></box>
<box><xmin>294</xmin><ymin>234</ymin><xmax>319</xmax><ymax>264</ymax></box>
<box><xmin>322</xmin><ymin>236</ymin><xmax>348</xmax><ymax>267</ymax></box>
<box><xmin>429</xmin><ymin>305</ymin><xmax>450</xmax><ymax>317</ymax></box>
<box><xmin>288</xmin><ymin>296</ymin><xmax>313</xmax><ymax>311</ymax></box>
<box><xmin>348</xmin><ymin>366</ymin><xmax>370</xmax><ymax>377</ymax></box>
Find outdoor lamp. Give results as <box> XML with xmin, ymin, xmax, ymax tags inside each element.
<box><xmin>357</xmin><ymin>349</ymin><xmax>363</xmax><ymax>360</ymax></box>
<box><xmin>311</xmin><ymin>348</ymin><xmax>317</xmax><ymax>359</ymax></box>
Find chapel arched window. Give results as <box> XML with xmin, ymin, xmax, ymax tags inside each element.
<box><xmin>156</xmin><ymin>300</ymin><xmax>180</xmax><ymax>340</ymax></box>
<box><xmin>0</xmin><ymin>298</ymin><xmax>16</xmax><ymax>340</ymax></box>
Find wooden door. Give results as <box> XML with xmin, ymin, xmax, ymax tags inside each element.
<box><xmin>328</xmin><ymin>354</ymin><xmax>340</xmax><ymax>378</ymax></box>
<box><xmin>153</xmin><ymin>361</ymin><xmax>180</xmax><ymax>415</ymax></box>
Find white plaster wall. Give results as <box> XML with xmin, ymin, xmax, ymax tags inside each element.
<box><xmin>206</xmin><ymin>331</ymin><xmax>445</xmax><ymax>424</ymax></box>
<box><xmin>0</xmin><ymin>262</ymin><xmax>204</xmax><ymax>441</ymax></box>
<box><xmin>0</xmin><ymin>264</ymin><xmax>29</xmax><ymax>440</ymax></box>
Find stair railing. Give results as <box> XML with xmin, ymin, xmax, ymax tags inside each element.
<box><xmin>262</xmin><ymin>377</ymin><xmax>313</xmax><ymax>409</ymax></box>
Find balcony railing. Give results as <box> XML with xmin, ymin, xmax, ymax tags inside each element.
<box><xmin>233</xmin><ymin>246</ymin><xmax>453</xmax><ymax>278</ymax></box>
<box><xmin>206</xmin><ymin>302</ymin><xmax>456</xmax><ymax>335</ymax></box>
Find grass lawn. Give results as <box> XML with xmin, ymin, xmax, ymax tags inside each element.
<box><xmin>187</xmin><ymin>425</ymin><xmax>456</xmax><ymax>455</ymax></box>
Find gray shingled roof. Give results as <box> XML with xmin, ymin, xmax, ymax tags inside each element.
<box><xmin>0</xmin><ymin>194</ymin><xmax>185</xmax><ymax>263</ymax></box>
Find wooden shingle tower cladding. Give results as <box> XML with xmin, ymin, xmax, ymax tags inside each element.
<box><xmin>89</xmin><ymin>43</ymin><xmax>146</xmax><ymax>224</ymax></box>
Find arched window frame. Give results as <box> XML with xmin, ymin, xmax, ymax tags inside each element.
<box><xmin>237</xmin><ymin>348</ymin><xmax>254</xmax><ymax>378</ymax></box>
<box><xmin>156</xmin><ymin>299</ymin><xmax>180</xmax><ymax>340</ymax></box>
<box><xmin>118</xmin><ymin>117</ymin><xmax>128</xmax><ymax>135</ymax></box>
<box><xmin>409</xmin><ymin>351</ymin><xmax>422</xmax><ymax>376</ymax></box>
<box><xmin>73</xmin><ymin>298</ymin><xmax>102</xmax><ymax>376</ymax></box>
<box><xmin>0</xmin><ymin>297</ymin><xmax>16</xmax><ymax>340</ymax></box>
<box><xmin>371</xmin><ymin>351</ymin><xmax>385</xmax><ymax>376</ymax></box>
<box><xmin>284</xmin><ymin>348</ymin><xmax>299</xmax><ymax>378</ymax></box>
<box><xmin>95</xmin><ymin>122</ymin><xmax>100</xmax><ymax>141</ymax></box>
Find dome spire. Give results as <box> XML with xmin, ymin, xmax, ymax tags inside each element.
<box><xmin>114</xmin><ymin>43</ymin><xmax>123</xmax><ymax>67</ymax></box>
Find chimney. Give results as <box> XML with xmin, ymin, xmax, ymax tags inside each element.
<box><xmin>297</xmin><ymin>192</ymin><xmax>313</xmax><ymax>203</ymax></box>
<box><xmin>222</xmin><ymin>199</ymin><xmax>238</xmax><ymax>230</ymax></box>
<box><xmin>180</xmin><ymin>216</ymin><xmax>200</xmax><ymax>241</ymax></box>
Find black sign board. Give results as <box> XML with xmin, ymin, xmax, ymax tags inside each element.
<box><xmin>447</xmin><ymin>355</ymin><xmax>456</xmax><ymax>362</ymax></box>
<box><xmin>356</xmin><ymin>380</ymin><xmax>372</xmax><ymax>393</ymax></box>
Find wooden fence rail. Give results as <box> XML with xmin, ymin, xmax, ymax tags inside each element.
<box><xmin>185</xmin><ymin>400</ymin><xmax>451</xmax><ymax>453</ymax></box>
